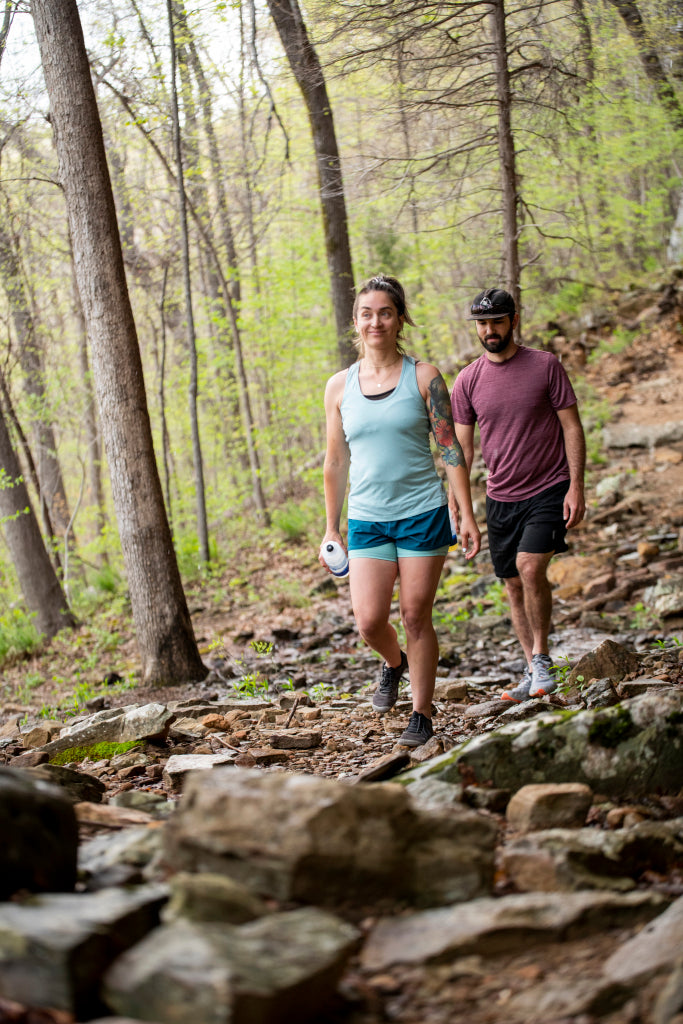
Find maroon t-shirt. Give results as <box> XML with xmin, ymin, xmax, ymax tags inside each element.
<box><xmin>451</xmin><ymin>346</ymin><xmax>577</xmax><ymax>502</ymax></box>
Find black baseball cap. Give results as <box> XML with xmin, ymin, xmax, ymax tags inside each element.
<box><xmin>468</xmin><ymin>288</ymin><xmax>516</xmax><ymax>320</ymax></box>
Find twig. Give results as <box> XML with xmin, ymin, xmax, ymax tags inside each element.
<box><xmin>285</xmin><ymin>697</ymin><xmax>300</xmax><ymax>728</ymax></box>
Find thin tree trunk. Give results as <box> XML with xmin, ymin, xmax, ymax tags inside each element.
<box><xmin>32</xmin><ymin>0</ymin><xmax>206</xmax><ymax>685</ymax></box>
<box><xmin>0</xmin><ymin>365</ymin><xmax>60</xmax><ymax>572</ymax></box>
<box><xmin>0</xmin><ymin>222</ymin><xmax>75</xmax><ymax>538</ymax></box>
<box><xmin>607</xmin><ymin>0</ymin><xmax>683</xmax><ymax>130</ymax></box>
<box><xmin>265</xmin><ymin>0</ymin><xmax>356</xmax><ymax>367</ymax></box>
<box><xmin>71</xmin><ymin>256</ymin><xmax>108</xmax><ymax>566</ymax></box>
<box><xmin>173</xmin><ymin>0</ymin><xmax>269</xmax><ymax>523</ymax></box>
<box><xmin>0</xmin><ymin>400</ymin><xmax>75</xmax><ymax>638</ymax></box>
<box><xmin>488</xmin><ymin>0</ymin><xmax>521</xmax><ymax>326</ymax></box>
<box><xmin>167</xmin><ymin>0</ymin><xmax>210</xmax><ymax>565</ymax></box>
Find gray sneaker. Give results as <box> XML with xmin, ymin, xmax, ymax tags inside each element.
<box><xmin>372</xmin><ymin>651</ymin><xmax>408</xmax><ymax>713</ymax></box>
<box><xmin>398</xmin><ymin>711</ymin><xmax>434</xmax><ymax>748</ymax></box>
<box><xmin>501</xmin><ymin>666</ymin><xmax>532</xmax><ymax>703</ymax></box>
<box><xmin>528</xmin><ymin>654</ymin><xmax>557</xmax><ymax>697</ymax></box>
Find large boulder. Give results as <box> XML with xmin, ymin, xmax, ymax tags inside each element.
<box><xmin>0</xmin><ymin>885</ymin><xmax>167</xmax><ymax>1018</ymax></box>
<box><xmin>402</xmin><ymin>690</ymin><xmax>683</xmax><ymax>799</ymax></box>
<box><xmin>39</xmin><ymin>703</ymin><xmax>174</xmax><ymax>757</ymax></box>
<box><xmin>0</xmin><ymin>767</ymin><xmax>78</xmax><ymax>898</ymax></box>
<box><xmin>103</xmin><ymin>908</ymin><xmax>359</xmax><ymax>1024</ymax></box>
<box><xmin>163</xmin><ymin>766</ymin><xmax>498</xmax><ymax>908</ymax></box>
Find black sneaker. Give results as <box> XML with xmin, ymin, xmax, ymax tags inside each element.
<box><xmin>372</xmin><ymin>651</ymin><xmax>408</xmax><ymax>713</ymax></box>
<box><xmin>398</xmin><ymin>711</ymin><xmax>434</xmax><ymax>748</ymax></box>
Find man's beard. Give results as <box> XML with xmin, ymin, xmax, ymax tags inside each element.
<box><xmin>481</xmin><ymin>322</ymin><xmax>514</xmax><ymax>354</ymax></box>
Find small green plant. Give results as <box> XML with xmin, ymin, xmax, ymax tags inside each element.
<box><xmin>629</xmin><ymin>602</ymin><xmax>656</xmax><ymax>629</ymax></box>
<box><xmin>233</xmin><ymin>673</ymin><xmax>270</xmax><ymax>698</ymax></box>
<box><xmin>651</xmin><ymin>636</ymin><xmax>682</xmax><ymax>650</ymax></box>
<box><xmin>552</xmin><ymin>655</ymin><xmax>574</xmax><ymax>695</ymax></box>
<box><xmin>306</xmin><ymin>681</ymin><xmax>338</xmax><ymax>702</ymax></box>
<box><xmin>250</xmin><ymin>640</ymin><xmax>273</xmax><ymax>656</ymax></box>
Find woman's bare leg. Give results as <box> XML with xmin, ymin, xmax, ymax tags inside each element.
<box><xmin>348</xmin><ymin>557</ymin><xmax>402</xmax><ymax>667</ymax></box>
<box><xmin>397</xmin><ymin>554</ymin><xmax>446</xmax><ymax>716</ymax></box>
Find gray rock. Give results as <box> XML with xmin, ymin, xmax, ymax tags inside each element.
<box><xmin>162</xmin><ymin>752</ymin><xmax>237</xmax><ymax>793</ymax></box>
<box><xmin>406</xmin><ymin>776</ymin><xmax>465</xmax><ymax>808</ymax></box>
<box><xmin>604</xmin><ymin>893</ymin><xmax>683</xmax><ymax>986</ymax></box>
<box><xmin>603</xmin><ymin>420</ymin><xmax>683</xmax><ymax>448</ymax></box>
<box><xmin>643</xmin><ymin>574</ymin><xmax>683</xmax><ymax>618</ymax></box>
<box><xmin>79</xmin><ymin>826</ymin><xmax>165</xmax><ymax>889</ymax></box>
<box><xmin>40</xmin><ymin>703</ymin><xmax>174</xmax><ymax>756</ymax></box>
<box><xmin>583</xmin><ymin>677</ymin><xmax>620</xmax><ymax>708</ymax></box>
<box><xmin>0</xmin><ymin>767</ymin><xmax>78</xmax><ymax>898</ymax></box>
<box><xmin>0</xmin><ymin>884</ymin><xmax>167</xmax><ymax>1018</ymax></box>
<box><xmin>402</xmin><ymin>690</ymin><xmax>683</xmax><ymax>798</ymax></box>
<box><xmin>168</xmin><ymin>716</ymin><xmax>209</xmax><ymax>741</ymax></box>
<box><xmin>103</xmin><ymin>908</ymin><xmax>359</xmax><ymax>1024</ymax></box>
<box><xmin>163</xmin><ymin>766</ymin><xmax>497</xmax><ymax>908</ymax></box>
<box><xmin>502</xmin><ymin>819</ymin><xmax>683</xmax><ymax>892</ymax></box>
<box><xmin>25</xmin><ymin>762</ymin><xmax>107</xmax><ymax>803</ymax></box>
<box><xmin>360</xmin><ymin>890</ymin><xmax>669</xmax><ymax>970</ymax></box>
<box><xmin>162</xmin><ymin>872</ymin><xmax>270</xmax><ymax>925</ymax></box>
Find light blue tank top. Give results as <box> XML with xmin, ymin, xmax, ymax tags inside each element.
<box><xmin>341</xmin><ymin>355</ymin><xmax>446</xmax><ymax>522</ymax></box>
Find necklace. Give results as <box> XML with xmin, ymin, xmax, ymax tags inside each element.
<box><xmin>363</xmin><ymin>354</ymin><xmax>402</xmax><ymax>388</ymax></box>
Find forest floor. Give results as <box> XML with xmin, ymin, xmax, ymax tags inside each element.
<box><xmin>1</xmin><ymin>297</ymin><xmax>683</xmax><ymax>1024</ymax></box>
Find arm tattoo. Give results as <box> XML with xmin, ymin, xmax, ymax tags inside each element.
<box><xmin>427</xmin><ymin>374</ymin><xmax>466</xmax><ymax>468</ymax></box>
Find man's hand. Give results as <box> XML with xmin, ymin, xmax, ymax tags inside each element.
<box><xmin>564</xmin><ymin>483</ymin><xmax>585</xmax><ymax>529</ymax></box>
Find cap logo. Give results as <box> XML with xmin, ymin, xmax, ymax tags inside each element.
<box><xmin>478</xmin><ymin>296</ymin><xmax>493</xmax><ymax>310</ymax></box>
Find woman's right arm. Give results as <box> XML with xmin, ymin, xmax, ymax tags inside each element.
<box><xmin>321</xmin><ymin>372</ymin><xmax>350</xmax><ymax>560</ymax></box>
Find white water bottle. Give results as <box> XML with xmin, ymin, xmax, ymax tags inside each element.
<box><xmin>320</xmin><ymin>541</ymin><xmax>349</xmax><ymax>577</ymax></box>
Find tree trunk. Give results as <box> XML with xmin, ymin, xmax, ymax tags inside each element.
<box><xmin>31</xmin><ymin>0</ymin><xmax>206</xmax><ymax>685</ymax></box>
<box><xmin>488</xmin><ymin>0</ymin><xmax>521</xmax><ymax>326</ymax></box>
<box><xmin>71</xmin><ymin>255</ymin><xmax>108</xmax><ymax>566</ymax></box>
<box><xmin>0</xmin><ymin>222</ymin><xmax>74</xmax><ymax>539</ymax></box>
<box><xmin>607</xmin><ymin>0</ymin><xmax>683</xmax><ymax>130</ymax></box>
<box><xmin>167</xmin><ymin>0</ymin><xmax>210</xmax><ymax>565</ymax></box>
<box><xmin>0</xmin><ymin>401</ymin><xmax>75</xmax><ymax>638</ymax></box>
<box><xmin>266</xmin><ymin>0</ymin><xmax>356</xmax><ymax>367</ymax></box>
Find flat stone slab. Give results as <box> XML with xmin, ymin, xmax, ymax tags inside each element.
<box><xmin>603</xmin><ymin>893</ymin><xmax>683</xmax><ymax>985</ymax></box>
<box><xmin>360</xmin><ymin>891</ymin><xmax>669</xmax><ymax>970</ymax></box>
<box><xmin>162</xmin><ymin>753</ymin><xmax>237</xmax><ymax>793</ymax></box>
<box><xmin>260</xmin><ymin>729</ymin><xmax>322</xmax><ymax>749</ymax></box>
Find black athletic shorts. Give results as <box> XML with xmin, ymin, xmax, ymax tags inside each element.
<box><xmin>486</xmin><ymin>479</ymin><xmax>570</xmax><ymax>579</ymax></box>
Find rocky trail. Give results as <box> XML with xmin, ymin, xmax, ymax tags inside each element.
<box><xmin>0</xmin><ymin>284</ymin><xmax>682</xmax><ymax>1024</ymax></box>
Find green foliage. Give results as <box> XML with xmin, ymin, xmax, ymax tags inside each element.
<box><xmin>49</xmin><ymin>740</ymin><xmax>140</xmax><ymax>765</ymax></box>
<box><xmin>0</xmin><ymin>608</ymin><xmax>41</xmax><ymax>660</ymax></box>
<box><xmin>587</xmin><ymin>327</ymin><xmax>639</xmax><ymax>364</ymax></box>
<box><xmin>272</xmin><ymin>504</ymin><xmax>310</xmax><ymax>542</ymax></box>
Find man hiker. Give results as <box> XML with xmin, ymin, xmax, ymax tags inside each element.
<box><xmin>450</xmin><ymin>287</ymin><xmax>586</xmax><ymax>700</ymax></box>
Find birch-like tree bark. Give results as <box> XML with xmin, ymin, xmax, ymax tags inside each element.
<box><xmin>31</xmin><ymin>0</ymin><xmax>206</xmax><ymax>684</ymax></box>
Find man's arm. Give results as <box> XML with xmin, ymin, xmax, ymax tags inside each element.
<box><xmin>557</xmin><ymin>403</ymin><xmax>586</xmax><ymax>529</ymax></box>
<box><xmin>454</xmin><ymin>422</ymin><xmax>475</xmax><ymax>473</ymax></box>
